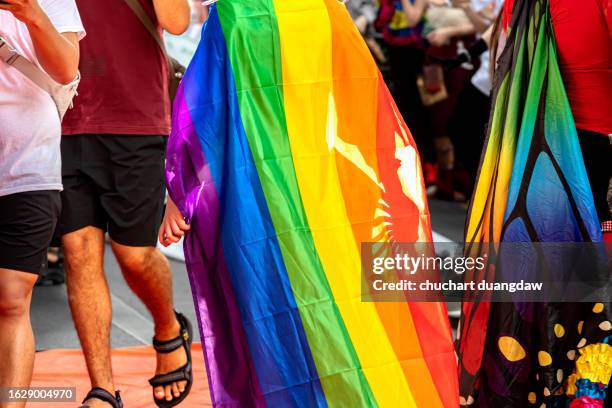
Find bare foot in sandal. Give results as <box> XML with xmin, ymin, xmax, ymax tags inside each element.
<box><xmin>150</xmin><ymin>312</ymin><xmax>193</xmax><ymax>407</ymax></box>
<box><xmin>80</xmin><ymin>388</ymin><xmax>122</xmax><ymax>408</ymax></box>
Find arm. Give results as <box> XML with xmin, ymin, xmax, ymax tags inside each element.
<box><xmin>153</xmin><ymin>0</ymin><xmax>191</xmax><ymax>35</ymax></box>
<box><xmin>452</xmin><ymin>0</ymin><xmax>495</xmax><ymax>33</ymax></box>
<box><xmin>400</xmin><ymin>0</ymin><xmax>427</xmax><ymax>27</ymax></box>
<box><xmin>481</xmin><ymin>22</ymin><xmax>493</xmax><ymax>47</ymax></box>
<box><xmin>0</xmin><ymin>0</ymin><xmax>79</xmax><ymax>84</ymax></box>
<box><xmin>427</xmin><ymin>23</ymin><xmax>475</xmax><ymax>46</ymax></box>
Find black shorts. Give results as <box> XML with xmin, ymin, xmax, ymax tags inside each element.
<box><xmin>0</xmin><ymin>191</ymin><xmax>61</xmax><ymax>274</ymax></box>
<box><xmin>58</xmin><ymin>134</ymin><xmax>166</xmax><ymax>247</ymax></box>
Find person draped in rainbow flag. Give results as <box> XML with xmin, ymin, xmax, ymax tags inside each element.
<box><xmin>158</xmin><ymin>0</ymin><xmax>459</xmax><ymax>406</ymax></box>
<box><xmin>457</xmin><ymin>0</ymin><xmax>611</xmax><ymax>406</ymax></box>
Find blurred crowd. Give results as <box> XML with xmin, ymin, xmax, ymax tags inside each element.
<box><xmin>348</xmin><ymin>0</ymin><xmax>503</xmax><ymax>202</ymax></box>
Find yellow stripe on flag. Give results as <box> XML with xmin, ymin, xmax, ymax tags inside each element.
<box><xmin>274</xmin><ymin>1</ymin><xmax>418</xmax><ymax>406</ymax></box>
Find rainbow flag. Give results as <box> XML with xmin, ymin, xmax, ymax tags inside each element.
<box><xmin>165</xmin><ymin>0</ymin><xmax>457</xmax><ymax>406</ymax></box>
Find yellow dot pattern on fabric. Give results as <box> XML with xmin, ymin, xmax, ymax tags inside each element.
<box><xmin>557</xmin><ymin>369</ymin><xmax>564</xmax><ymax>383</ymax></box>
<box><xmin>566</xmin><ymin>373</ymin><xmax>578</xmax><ymax>396</ymax></box>
<box><xmin>600</xmin><ymin>321</ymin><xmax>612</xmax><ymax>331</ymax></box>
<box><xmin>543</xmin><ymin>387</ymin><xmax>551</xmax><ymax>397</ymax></box>
<box><xmin>578</xmin><ymin>321</ymin><xmax>584</xmax><ymax>334</ymax></box>
<box><xmin>538</xmin><ymin>351</ymin><xmax>552</xmax><ymax>366</ymax></box>
<box><xmin>577</xmin><ymin>338</ymin><xmax>587</xmax><ymax>348</ymax></box>
<box><xmin>567</xmin><ymin>349</ymin><xmax>576</xmax><ymax>360</ymax></box>
<box><xmin>593</xmin><ymin>303</ymin><xmax>604</xmax><ymax>313</ymax></box>
<box><xmin>554</xmin><ymin>324</ymin><xmax>565</xmax><ymax>338</ymax></box>
<box><xmin>528</xmin><ymin>392</ymin><xmax>536</xmax><ymax>404</ymax></box>
<box><xmin>498</xmin><ymin>336</ymin><xmax>527</xmax><ymax>361</ymax></box>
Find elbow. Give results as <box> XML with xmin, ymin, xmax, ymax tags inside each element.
<box><xmin>54</xmin><ymin>46</ymin><xmax>80</xmax><ymax>85</ymax></box>
<box><xmin>403</xmin><ymin>11</ymin><xmax>422</xmax><ymax>28</ymax></box>
<box><xmin>56</xmin><ymin>75</ymin><xmax>76</xmax><ymax>85</ymax></box>
<box><xmin>162</xmin><ymin>21</ymin><xmax>189</xmax><ymax>36</ymax></box>
<box><xmin>160</xmin><ymin>12</ymin><xmax>190</xmax><ymax>35</ymax></box>
<box><xmin>54</xmin><ymin>64</ymin><xmax>79</xmax><ymax>85</ymax></box>
<box><xmin>405</xmin><ymin>17</ymin><xmax>420</xmax><ymax>28</ymax></box>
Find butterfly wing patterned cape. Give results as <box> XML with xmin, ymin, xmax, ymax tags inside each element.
<box><xmin>457</xmin><ymin>0</ymin><xmax>611</xmax><ymax>406</ymax></box>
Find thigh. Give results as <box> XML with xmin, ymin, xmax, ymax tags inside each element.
<box><xmin>0</xmin><ymin>191</ymin><xmax>61</xmax><ymax>275</ymax></box>
<box><xmin>58</xmin><ymin>135</ymin><xmax>108</xmax><ymax>237</ymax></box>
<box><xmin>100</xmin><ymin>135</ymin><xmax>167</xmax><ymax>247</ymax></box>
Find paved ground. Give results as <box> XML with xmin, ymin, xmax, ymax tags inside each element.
<box><xmin>31</xmin><ymin>198</ymin><xmax>467</xmax><ymax>351</ymax></box>
<box><xmin>32</xmin><ymin>252</ymin><xmax>198</xmax><ymax>351</ymax></box>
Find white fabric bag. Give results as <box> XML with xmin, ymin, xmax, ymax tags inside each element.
<box><xmin>0</xmin><ymin>34</ymin><xmax>79</xmax><ymax>121</ymax></box>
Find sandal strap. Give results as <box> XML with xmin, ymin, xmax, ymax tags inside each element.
<box><xmin>152</xmin><ymin>335</ymin><xmax>184</xmax><ymax>353</ymax></box>
<box><xmin>81</xmin><ymin>387</ymin><xmax>122</xmax><ymax>408</ymax></box>
<box><xmin>151</xmin><ymin>312</ymin><xmax>191</xmax><ymax>354</ymax></box>
<box><xmin>148</xmin><ymin>362</ymin><xmax>191</xmax><ymax>387</ymax></box>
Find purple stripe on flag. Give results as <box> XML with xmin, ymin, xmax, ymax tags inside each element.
<box><xmin>166</xmin><ymin>87</ymin><xmax>264</xmax><ymax>406</ymax></box>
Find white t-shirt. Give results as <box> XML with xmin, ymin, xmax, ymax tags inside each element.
<box><xmin>470</xmin><ymin>0</ymin><xmax>503</xmax><ymax>96</ymax></box>
<box><xmin>0</xmin><ymin>0</ymin><xmax>84</xmax><ymax>197</ymax></box>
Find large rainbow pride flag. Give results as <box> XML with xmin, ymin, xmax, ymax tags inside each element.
<box><xmin>165</xmin><ymin>1</ymin><xmax>457</xmax><ymax>406</ymax></box>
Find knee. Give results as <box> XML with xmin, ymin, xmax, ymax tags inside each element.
<box><xmin>114</xmin><ymin>245</ymin><xmax>167</xmax><ymax>275</ymax></box>
<box><xmin>0</xmin><ymin>280</ymin><xmax>33</xmax><ymax>319</ymax></box>
<box><xmin>62</xmin><ymin>227</ymin><xmax>104</xmax><ymax>271</ymax></box>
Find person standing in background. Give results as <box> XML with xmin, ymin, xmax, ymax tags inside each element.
<box><xmin>0</xmin><ymin>0</ymin><xmax>83</xmax><ymax>405</ymax></box>
<box><xmin>550</xmin><ymin>0</ymin><xmax>612</xmax><ymax>240</ymax></box>
<box><xmin>447</xmin><ymin>0</ymin><xmax>503</xmax><ymax>189</ymax></box>
<box><xmin>458</xmin><ymin>0</ymin><xmax>611</xmax><ymax>404</ymax></box>
<box><xmin>424</xmin><ymin>0</ymin><xmax>500</xmax><ymax>201</ymax></box>
<box><xmin>58</xmin><ymin>1</ymin><xmax>191</xmax><ymax>407</ymax></box>
<box><xmin>375</xmin><ymin>0</ymin><xmax>431</xmax><ymax>164</ymax></box>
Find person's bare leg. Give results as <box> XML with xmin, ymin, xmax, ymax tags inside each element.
<box><xmin>110</xmin><ymin>241</ymin><xmax>187</xmax><ymax>403</ymax></box>
<box><xmin>63</xmin><ymin>227</ymin><xmax>114</xmax><ymax>408</ymax></box>
<box><xmin>0</xmin><ymin>269</ymin><xmax>37</xmax><ymax>408</ymax></box>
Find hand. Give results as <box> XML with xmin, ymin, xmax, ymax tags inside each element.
<box><xmin>426</xmin><ymin>0</ymin><xmax>449</xmax><ymax>6</ymax></box>
<box><xmin>354</xmin><ymin>15</ymin><xmax>368</xmax><ymax>34</ymax></box>
<box><xmin>191</xmin><ymin>0</ymin><xmax>208</xmax><ymax>23</ymax></box>
<box><xmin>158</xmin><ymin>197</ymin><xmax>190</xmax><ymax>247</ymax></box>
<box><xmin>451</xmin><ymin>0</ymin><xmax>470</xmax><ymax>8</ymax></box>
<box><xmin>427</xmin><ymin>27</ymin><xmax>452</xmax><ymax>46</ymax></box>
<box><xmin>0</xmin><ymin>0</ymin><xmax>46</xmax><ymax>26</ymax></box>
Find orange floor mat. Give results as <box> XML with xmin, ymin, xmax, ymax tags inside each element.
<box><xmin>31</xmin><ymin>343</ymin><xmax>212</xmax><ymax>407</ymax></box>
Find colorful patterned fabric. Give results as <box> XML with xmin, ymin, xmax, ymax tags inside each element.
<box><xmin>165</xmin><ymin>1</ymin><xmax>457</xmax><ymax>406</ymax></box>
<box><xmin>375</xmin><ymin>0</ymin><xmax>424</xmax><ymax>46</ymax></box>
<box><xmin>457</xmin><ymin>0</ymin><xmax>611</xmax><ymax>406</ymax></box>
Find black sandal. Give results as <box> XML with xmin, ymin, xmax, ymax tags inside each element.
<box><xmin>37</xmin><ymin>248</ymin><xmax>65</xmax><ymax>286</ymax></box>
<box><xmin>149</xmin><ymin>311</ymin><xmax>193</xmax><ymax>408</ymax></box>
<box><xmin>79</xmin><ymin>387</ymin><xmax>123</xmax><ymax>408</ymax></box>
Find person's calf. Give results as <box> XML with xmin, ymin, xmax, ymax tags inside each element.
<box><xmin>110</xmin><ymin>242</ymin><xmax>189</xmax><ymax>403</ymax></box>
<box><xmin>62</xmin><ymin>227</ymin><xmax>116</xmax><ymax>401</ymax></box>
<box><xmin>110</xmin><ymin>242</ymin><xmax>177</xmax><ymax>336</ymax></box>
